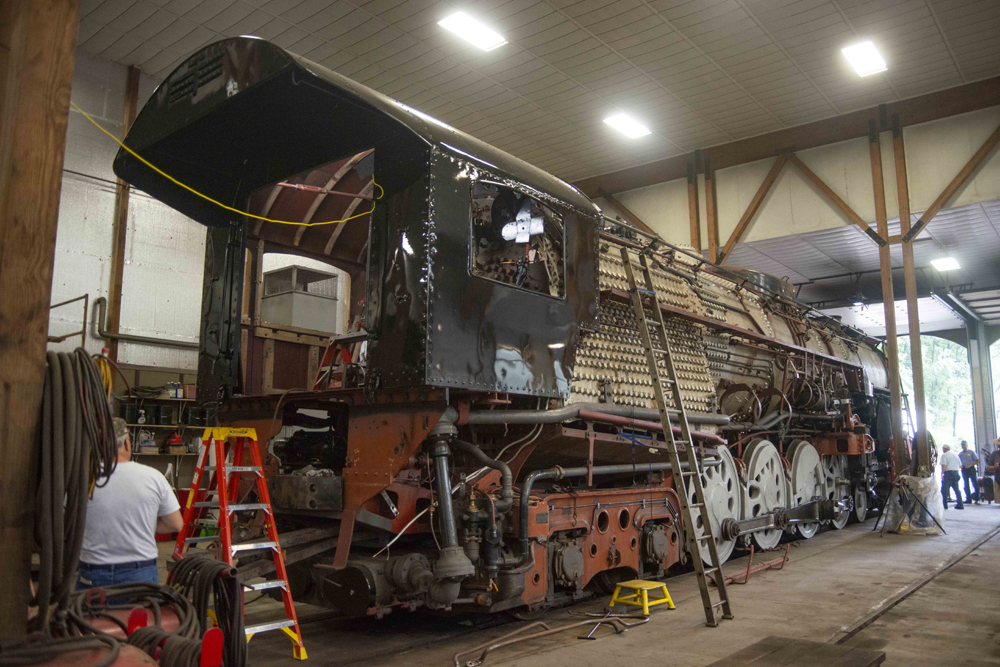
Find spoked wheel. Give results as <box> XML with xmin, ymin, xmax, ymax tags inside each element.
<box><xmin>853</xmin><ymin>484</ymin><xmax>869</xmax><ymax>523</ymax></box>
<box><xmin>687</xmin><ymin>445</ymin><xmax>743</xmax><ymax>564</ymax></box>
<box><xmin>742</xmin><ymin>439</ymin><xmax>786</xmax><ymax>550</ymax></box>
<box><xmin>788</xmin><ymin>440</ymin><xmax>825</xmax><ymax>539</ymax></box>
<box><xmin>822</xmin><ymin>454</ymin><xmax>851</xmax><ymax>529</ymax></box>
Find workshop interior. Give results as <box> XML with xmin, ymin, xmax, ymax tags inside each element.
<box><xmin>2</xmin><ymin>2</ymin><xmax>1000</xmax><ymax>666</ymax></box>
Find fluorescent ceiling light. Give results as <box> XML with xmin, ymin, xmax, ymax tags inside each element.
<box><xmin>931</xmin><ymin>257</ymin><xmax>961</xmax><ymax>271</ymax></box>
<box><xmin>842</xmin><ymin>41</ymin><xmax>887</xmax><ymax>77</ymax></box>
<box><xmin>603</xmin><ymin>113</ymin><xmax>651</xmax><ymax>139</ymax></box>
<box><xmin>931</xmin><ymin>257</ymin><xmax>962</xmax><ymax>271</ymax></box>
<box><xmin>853</xmin><ymin>301</ymin><xmax>864</xmax><ymax>307</ymax></box>
<box><xmin>438</xmin><ymin>12</ymin><xmax>507</xmax><ymax>51</ymax></box>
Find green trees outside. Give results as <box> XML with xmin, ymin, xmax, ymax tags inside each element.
<box><xmin>897</xmin><ymin>335</ymin><xmax>974</xmax><ymax>448</ymax></box>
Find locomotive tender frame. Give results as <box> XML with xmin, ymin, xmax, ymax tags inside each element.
<box><xmin>115</xmin><ymin>37</ymin><xmax>899</xmax><ymax>619</ymax></box>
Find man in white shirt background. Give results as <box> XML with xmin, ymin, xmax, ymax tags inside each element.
<box><xmin>77</xmin><ymin>418</ymin><xmax>184</xmax><ymax>589</ymax></box>
<box><xmin>939</xmin><ymin>444</ymin><xmax>965</xmax><ymax>510</ymax></box>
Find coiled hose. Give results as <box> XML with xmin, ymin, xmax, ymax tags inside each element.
<box><xmin>31</xmin><ymin>351</ymin><xmax>117</xmax><ymax>634</ymax></box>
<box><xmin>0</xmin><ymin>350</ymin><xmax>119</xmax><ymax>666</ymax></box>
<box><xmin>168</xmin><ymin>556</ymin><xmax>246</xmax><ymax>667</ymax></box>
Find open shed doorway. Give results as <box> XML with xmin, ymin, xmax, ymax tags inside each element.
<box><xmin>898</xmin><ymin>335</ymin><xmax>975</xmax><ymax>458</ymax></box>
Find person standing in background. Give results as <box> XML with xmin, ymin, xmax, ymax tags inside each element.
<box><xmin>940</xmin><ymin>444</ymin><xmax>964</xmax><ymax>510</ymax></box>
<box><xmin>958</xmin><ymin>441</ymin><xmax>979</xmax><ymax>505</ymax></box>
<box><xmin>988</xmin><ymin>439</ymin><xmax>1000</xmax><ymax>502</ymax></box>
<box><xmin>78</xmin><ymin>419</ymin><xmax>183</xmax><ymax>589</ymax></box>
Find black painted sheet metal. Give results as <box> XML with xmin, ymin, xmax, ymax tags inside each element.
<box><xmin>425</xmin><ymin>149</ymin><xmax>599</xmax><ymax>399</ymax></box>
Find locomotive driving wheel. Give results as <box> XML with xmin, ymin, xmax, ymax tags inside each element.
<box><xmin>822</xmin><ymin>454</ymin><xmax>851</xmax><ymax>529</ymax></box>
<box><xmin>742</xmin><ymin>439</ymin><xmax>786</xmax><ymax>550</ymax></box>
<box><xmin>687</xmin><ymin>444</ymin><xmax>742</xmax><ymax>564</ymax></box>
<box><xmin>788</xmin><ymin>440</ymin><xmax>826</xmax><ymax>539</ymax></box>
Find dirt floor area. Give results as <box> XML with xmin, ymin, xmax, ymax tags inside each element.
<box><xmin>238</xmin><ymin>502</ymin><xmax>1000</xmax><ymax>666</ymax></box>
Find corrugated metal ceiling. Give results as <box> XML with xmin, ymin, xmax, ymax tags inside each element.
<box><xmin>724</xmin><ymin>198</ymin><xmax>1000</xmax><ymax>304</ymax></box>
<box><xmin>76</xmin><ymin>0</ymin><xmax>1000</xmax><ymax>182</ymax></box>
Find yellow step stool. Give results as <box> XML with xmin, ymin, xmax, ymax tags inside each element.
<box><xmin>609</xmin><ymin>580</ymin><xmax>675</xmax><ymax>615</ymax></box>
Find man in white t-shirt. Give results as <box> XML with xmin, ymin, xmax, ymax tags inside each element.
<box><xmin>939</xmin><ymin>444</ymin><xmax>965</xmax><ymax>511</ymax></box>
<box><xmin>77</xmin><ymin>419</ymin><xmax>183</xmax><ymax>589</ymax></box>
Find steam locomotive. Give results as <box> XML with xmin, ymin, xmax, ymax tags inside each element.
<box><xmin>114</xmin><ymin>37</ymin><xmax>895</xmax><ymax>620</ymax></box>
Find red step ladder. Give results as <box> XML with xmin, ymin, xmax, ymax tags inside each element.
<box><xmin>174</xmin><ymin>427</ymin><xmax>307</xmax><ymax>660</ymax></box>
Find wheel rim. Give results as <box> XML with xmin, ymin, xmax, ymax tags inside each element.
<box><xmin>823</xmin><ymin>455</ymin><xmax>850</xmax><ymax>529</ymax></box>
<box><xmin>853</xmin><ymin>484</ymin><xmax>868</xmax><ymax>522</ymax></box>
<box><xmin>742</xmin><ymin>439</ymin><xmax>785</xmax><ymax>550</ymax></box>
<box><xmin>788</xmin><ymin>440</ymin><xmax>825</xmax><ymax>539</ymax></box>
<box><xmin>687</xmin><ymin>445</ymin><xmax>742</xmax><ymax>564</ymax></box>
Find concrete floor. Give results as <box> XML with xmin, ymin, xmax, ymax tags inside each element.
<box><xmin>244</xmin><ymin>504</ymin><xmax>1000</xmax><ymax>666</ymax></box>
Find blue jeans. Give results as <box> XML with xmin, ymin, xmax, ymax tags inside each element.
<box><xmin>942</xmin><ymin>470</ymin><xmax>964</xmax><ymax>508</ymax></box>
<box><xmin>76</xmin><ymin>560</ymin><xmax>160</xmax><ymax>591</ymax></box>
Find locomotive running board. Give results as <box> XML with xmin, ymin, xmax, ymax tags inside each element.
<box><xmin>618</xmin><ymin>246</ymin><xmax>734</xmax><ymax>628</ymax></box>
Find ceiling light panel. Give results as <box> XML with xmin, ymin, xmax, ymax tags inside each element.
<box><xmin>931</xmin><ymin>257</ymin><xmax>961</xmax><ymax>271</ymax></box>
<box><xmin>842</xmin><ymin>41</ymin><xmax>887</xmax><ymax>77</ymax></box>
<box><xmin>438</xmin><ymin>12</ymin><xmax>507</xmax><ymax>52</ymax></box>
<box><xmin>603</xmin><ymin>113</ymin><xmax>651</xmax><ymax>139</ymax></box>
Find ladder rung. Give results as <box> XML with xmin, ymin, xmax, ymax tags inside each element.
<box><xmin>697</xmin><ymin>534</ymin><xmax>712</xmax><ymax>541</ymax></box>
<box><xmin>245</xmin><ymin>619</ymin><xmax>296</xmax><ymax>636</ymax></box>
<box><xmin>184</xmin><ymin>536</ymin><xmax>219</xmax><ymax>544</ymax></box>
<box><xmin>703</xmin><ymin>567</ymin><xmax>719</xmax><ymax>574</ymax></box>
<box><xmin>204</xmin><ymin>466</ymin><xmax>261</xmax><ymax>473</ymax></box>
<box><xmin>681</xmin><ymin>471</ymin><xmax>699</xmax><ymax>476</ymax></box>
<box><xmin>689</xmin><ymin>503</ymin><xmax>705</xmax><ymax>509</ymax></box>
<box><xmin>712</xmin><ymin>601</ymin><xmax>728</xmax><ymax>608</ymax></box>
<box><xmin>243</xmin><ymin>580</ymin><xmax>287</xmax><ymax>592</ymax></box>
<box><xmin>229</xmin><ymin>503</ymin><xmax>271</xmax><ymax>513</ymax></box>
<box><xmin>231</xmin><ymin>541</ymin><xmax>278</xmax><ymax>553</ymax></box>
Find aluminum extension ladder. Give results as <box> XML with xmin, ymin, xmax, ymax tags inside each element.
<box><xmin>174</xmin><ymin>427</ymin><xmax>308</xmax><ymax>660</ymax></box>
<box><xmin>619</xmin><ymin>246</ymin><xmax>734</xmax><ymax>627</ymax></box>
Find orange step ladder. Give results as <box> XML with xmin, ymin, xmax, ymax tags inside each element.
<box><xmin>174</xmin><ymin>427</ymin><xmax>307</xmax><ymax>660</ymax></box>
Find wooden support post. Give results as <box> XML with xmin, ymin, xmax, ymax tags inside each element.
<box><xmin>704</xmin><ymin>160</ymin><xmax>719</xmax><ymax>263</ymax></box>
<box><xmin>869</xmin><ymin>120</ymin><xmax>906</xmax><ymax>476</ymax></box>
<box><xmin>687</xmin><ymin>163</ymin><xmax>701</xmax><ymax>252</ymax></box>
<box><xmin>106</xmin><ymin>65</ymin><xmax>141</xmax><ymax>361</ymax></box>
<box><xmin>892</xmin><ymin>115</ymin><xmax>930</xmax><ymax>474</ymax></box>
<box><xmin>718</xmin><ymin>155</ymin><xmax>786</xmax><ymax>265</ymax></box>
<box><xmin>597</xmin><ymin>189</ymin><xmax>657</xmax><ymax>236</ymax></box>
<box><xmin>786</xmin><ymin>153</ymin><xmax>887</xmax><ymax>247</ymax></box>
<box><xmin>903</xmin><ymin>121</ymin><xmax>1000</xmax><ymax>243</ymax></box>
<box><xmin>0</xmin><ymin>0</ymin><xmax>80</xmax><ymax>636</ymax></box>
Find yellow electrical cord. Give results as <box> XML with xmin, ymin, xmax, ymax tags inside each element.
<box><xmin>70</xmin><ymin>100</ymin><xmax>383</xmax><ymax>227</ymax></box>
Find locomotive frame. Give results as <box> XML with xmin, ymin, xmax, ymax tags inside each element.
<box><xmin>115</xmin><ymin>37</ymin><xmax>900</xmax><ymax>620</ymax></box>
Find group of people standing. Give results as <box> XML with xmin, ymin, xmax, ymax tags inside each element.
<box><xmin>939</xmin><ymin>438</ymin><xmax>1000</xmax><ymax>510</ymax></box>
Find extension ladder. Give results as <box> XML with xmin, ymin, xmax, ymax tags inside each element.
<box><xmin>174</xmin><ymin>427</ymin><xmax>308</xmax><ymax>660</ymax></box>
<box><xmin>619</xmin><ymin>246</ymin><xmax>734</xmax><ymax>627</ymax></box>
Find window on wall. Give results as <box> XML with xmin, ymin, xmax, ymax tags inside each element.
<box><xmin>470</xmin><ymin>180</ymin><xmax>565</xmax><ymax>298</ymax></box>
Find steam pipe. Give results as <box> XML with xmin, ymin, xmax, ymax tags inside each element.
<box><xmin>514</xmin><ymin>458</ymin><xmax>720</xmax><ymax>567</ymax></box>
<box><xmin>92</xmin><ymin>296</ymin><xmax>199</xmax><ymax>350</ymax></box>
<box><xmin>450</xmin><ymin>439</ymin><xmax>513</xmax><ymax>513</ymax></box>
<box><xmin>453</xmin><ymin>403</ymin><xmax>730</xmax><ymax>427</ymax></box>
<box><xmin>576</xmin><ymin>409</ymin><xmax>726</xmax><ymax>445</ymax></box>
<box><xmin>430</xmin><ymin>440</ymin><xmax>460</xmax><ymax>549</ymax></box>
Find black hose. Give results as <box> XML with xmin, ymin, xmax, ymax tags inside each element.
<box><xmin>0</xmin><ymin>634</ymin><xmax>119</xmax><ymax>666</ymax></box>
<box><xmin>168</xmin><ymin>556</ymin><xmax>246</xmax><ymax>667</ymax></box>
